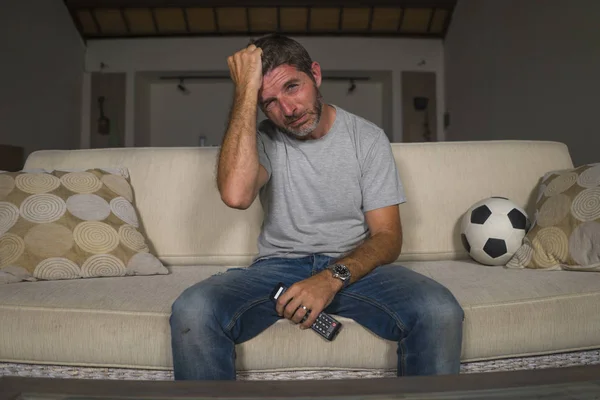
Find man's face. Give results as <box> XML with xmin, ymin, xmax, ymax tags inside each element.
<box><xmin>259</xmin><ymin>64</ymin><xmax>323</xmax><ymax>138</ymax></box>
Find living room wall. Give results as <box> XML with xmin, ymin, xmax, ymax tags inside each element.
<box><xmin>0</xmin><ymin>0</ymin><xmax>85</xmax><ymax>159</ymax></box>
<box><xmin>444</xmin><ymin>0</ymin><xmax>600</xmax><ymax>166</ymax></box>
<box><xmin>148</xmin><ymin>78</ymin><xmax>386</xmax><ymax>148</ymax></box>
<box><xmin>83</xmin><ymin>36</ymin><xmax>445</xmax><ymax>145</ymax></box>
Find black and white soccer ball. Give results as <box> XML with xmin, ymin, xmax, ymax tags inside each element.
<box><xmin>460</xmin><ymin>197</ymin><xmax>531</xmax><ymax>266</ymax></box>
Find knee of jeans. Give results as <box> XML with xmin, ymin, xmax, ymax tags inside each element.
<box><xmin>171</xmin><ymin>284</ymin><xmax>217</xmax><ymax>326</ymax></box>
<box><xmin>421</xmin><ymin>286</ymin><xmax>464</xmax><ymax>328</ymax></box>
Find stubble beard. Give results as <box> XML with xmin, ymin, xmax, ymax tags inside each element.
<box><xmin>280</xmin><ymin>89</ymin><xmax>324</xmax><ymax>138</ymax></box>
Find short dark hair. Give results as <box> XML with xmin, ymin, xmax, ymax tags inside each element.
<box><xmin>250</xmin><ymin>34</ymin><xmax>315</xmax><ymax>82</ymax></box>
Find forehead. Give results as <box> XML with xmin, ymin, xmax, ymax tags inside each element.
<box><xmin>260</xmin><ymin>64</ymin><xmax>304</xmax><ymax>98</ymax></box>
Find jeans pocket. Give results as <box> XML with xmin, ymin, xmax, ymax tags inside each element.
<box><xmin>211</xmin><ymin>267</ymin><xmax>246</xmax><ymax>277</ymax></box>
<box><xmin>251</xmin><ymin>256</ymin><xmax>271</xmax><ymax>264</ymax></box>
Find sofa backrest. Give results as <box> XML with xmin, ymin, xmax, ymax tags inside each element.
<box><xmin>24</xmin><ymin>140</ymin><xmax>573</xmax><ymax>266</ymax></box>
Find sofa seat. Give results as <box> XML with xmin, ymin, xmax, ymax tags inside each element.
<box><xmin>2</xmin><ymin>260</ymin><xmax>600</xmax><ymax>372</ymax></box>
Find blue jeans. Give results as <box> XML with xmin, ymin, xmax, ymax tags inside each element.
<box><xmin>170</xmin><ymin>254</ymin><xmax>464</xmax><ymax>380</ymax></box>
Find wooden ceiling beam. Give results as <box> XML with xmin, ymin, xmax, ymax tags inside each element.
<box><xmin>65</xmin><ymin>0</ymin><xmax>456</xmax><ymax>9</ymax></box>
<box><xmin>90</xmin><ymin>8</ymin><xmax>102</xmax><ymax>33</ymax></box>
<box><xmin>65</xmin><ymin>0</ymin><xmax>455</xmax><ymax>39</ymax></box>
<box><xmin>120</xmin><ymin>7</ymin><xmax>131</xmax><ymax>33</ymax></box>
<box><xmin>426</xmin><ymin>7</ymin><xmax>435</xmax><ymax>32</ymax></box>
<box><xmin>83</xmin><ymin>31</ymin><xmax>446</xmax><ymax>39</ymax></box>
<box><xmin>182</xmin><ymin>7</ymin><xmax>190</xmax><ymax>32</ymax></box>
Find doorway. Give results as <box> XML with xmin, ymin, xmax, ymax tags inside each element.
<box><xmin>402</xmin><ymin>71</ymin><xmax>437</xmax><ymax>142</ymax></box>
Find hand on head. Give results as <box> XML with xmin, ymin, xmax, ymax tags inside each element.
<box><xmin>227</xmin><ymin>44</ymin><xmax>263</xmax><ymax>93</ymax></box>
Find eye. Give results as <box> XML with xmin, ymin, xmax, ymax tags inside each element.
<box><xmin>287</xmin><ymin>84</ymin><xmax>298</xmax><ymax>91</ymax></box>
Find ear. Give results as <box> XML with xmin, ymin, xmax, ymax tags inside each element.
<box><xmin>310</xmin><ymin>62</ymin><xmax>322</xmax><ymax>87</ymax></box>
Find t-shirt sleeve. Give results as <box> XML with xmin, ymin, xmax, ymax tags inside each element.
<box><xmin>360</xmin><ymin>130</ymin><xmax>407</xmax><ymax>212</ymax></box>
<box><xmin>256</xmin><ymin>130</ymin><xmax>272</xmax><ymax>179</ymax></box>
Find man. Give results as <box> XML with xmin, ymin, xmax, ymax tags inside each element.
<box><xmin>170</xmin><ymin>34</ymin><xmax>464</xmax><ymax>380</ymax></box>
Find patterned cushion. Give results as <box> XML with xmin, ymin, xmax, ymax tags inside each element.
<box><xmin>507</xmin><ymin>163</ymin><xmax>600</xmax><ymax>271</ymax></box>
<box><xmin>0</xmin><ymin>168</ymin><xmax>168</xmax><ymax>284</ymax></box>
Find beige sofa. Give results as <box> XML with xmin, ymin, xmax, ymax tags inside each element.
<box><xmin>2</xmin><ymin>140</ymin><xmax>600</xmax><ymax>377</ymax></box>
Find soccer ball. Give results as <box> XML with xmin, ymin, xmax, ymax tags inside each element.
<box><xmin>460</xmin><ymin>197</ymin><xmax>531</xmax><ymax>266</ymax></box>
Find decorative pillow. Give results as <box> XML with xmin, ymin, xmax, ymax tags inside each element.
<box><xmin>0</xmin><ymin>168</ymin><xmax>168</xmax><ymax>284</ymax></box>
<box><xmin>506</xmin><ymin>163</ymin><xmax>600</xmax><ymax>271</ymax></box>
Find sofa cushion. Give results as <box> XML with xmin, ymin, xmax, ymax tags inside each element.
<box><xmin>0</xmin><ymin>168</ymin><xmax>168</xmax><ymax>284</ymax></box>
<box><xmin>507</xmin><ymin>163</ymin><xmax>600</xmax><ymax>271</ymax></box>
<box><xmin>2</xmin><ymin>260</ymin><xmax>600</xmax><ymax>371</ymax></box>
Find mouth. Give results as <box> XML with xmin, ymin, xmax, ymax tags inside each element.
<box><xmin>288</xmin><ymin>114</ymin><xmax>308</xmax><ymax>128</ymax></box>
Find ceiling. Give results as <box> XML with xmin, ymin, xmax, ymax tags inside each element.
<box><xmin>64</xmin><ymin>0</ymin><xmax>457</xmax><ymax>41</ymax></box>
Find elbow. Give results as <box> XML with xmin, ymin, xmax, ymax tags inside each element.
<box><xmin>393</xmin><ymin>240</ymin><xmax>403</xmax><ymax>260</ymax></box>
<box><xmin>219</xmin><ymin>189</ymin><xmax>253</xmax><ymax>210</ymax></box>
<box><xmin>395</xmin><ymin>234</ymin><xmax>403</xmax><ymax>259</ymax></box>
<box><xmin>389</xmin><ymin>232</ymin><xmax>403</xmax><ymax>261</ymax></box>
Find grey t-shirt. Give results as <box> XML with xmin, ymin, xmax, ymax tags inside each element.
<box><xmin>255</xmin><ymin>105</ymin><xmax>406</xmax><ymax>260</ymax></box>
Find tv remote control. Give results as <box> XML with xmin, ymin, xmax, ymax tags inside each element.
<box><xmin>270</xmin><ymin>282</ymin><xmax>342</xmax><ymax>341</ymax></box>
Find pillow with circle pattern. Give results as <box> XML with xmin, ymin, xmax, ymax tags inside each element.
<box><xmin>0</xmin><ymin>168</ymin><xmax>168</xmax><ymax>284</ymax></box>
<box><xmin>506</xmin><ymin>162</ymin><xmax>600</xmax><ymax>271</ymax></box>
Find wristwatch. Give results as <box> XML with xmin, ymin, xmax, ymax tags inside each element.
<box><xmin>327</xmin><ymin>263</ymin><xmax>352</xmax><ymax>288</ymax></box>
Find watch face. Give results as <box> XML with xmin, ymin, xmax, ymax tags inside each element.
<box><xmin>334</xmin><ymin>264</ymin><xmax>350</xmax><ymax>277</ymax></box>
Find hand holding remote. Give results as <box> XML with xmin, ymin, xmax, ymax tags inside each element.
<box><xmin>273</xmin><ymin>272</ymin><xmax>340</xmax><ymax>330</ymax></box>
<box><xmin>270</xmin><ymin>282</ymin><xmax>342</xmax><ymax>341</ymax></box>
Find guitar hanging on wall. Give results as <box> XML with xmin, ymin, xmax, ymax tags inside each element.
<box><xmin>97</xmin><ymin>96</ymin><xmax>110</xmax><ymax>135</ymax></box>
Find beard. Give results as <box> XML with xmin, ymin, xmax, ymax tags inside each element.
<box><xmin>279</xmin><ymin>88</ymin><xmax>324</xmax><ymax>138</ymax></box>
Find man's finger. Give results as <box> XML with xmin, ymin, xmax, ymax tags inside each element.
<box><xmin>276</xmin><ymin>289</ymin><xmax>294</xmax><ymax>316</ymax></box>
<box><xmin>276</xmin><ymin>284</ymin><xmax>299</xmax><ymax>316</ymax></box>
<box><xmin>276</xmin><ymin>290</ymin><xmax>297</xmax><ymax>317</ymax></box>
<box><xmin>283</xmin><ymin>296</ymin><xmax>302</xmax><ymax>320</ymax></box>
<box><xmin>292</xmin><ymin>305</ymin><xmax>310</xmax><ymax>324</ymax></box>
<box><xmin>275</xmin><ymin>296</ymin><xmax>287</xmax><ymax>316</ymax></box>
<box><xmin>300</xmin><ymin>309</ymin><xmax>319</xmax><ymax>330</ymax></box>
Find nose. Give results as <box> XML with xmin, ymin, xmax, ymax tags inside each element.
<box><xmin>280</xmin><ymin>99</ymin><xmax>296</xmax><ymax>117</ymax></box>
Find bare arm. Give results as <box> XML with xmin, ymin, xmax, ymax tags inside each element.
<box><xmin>327</xmin><ymin>204</ymin><xmax>403</xmax><ymax>289</ymax></box>
<box><xmin>217</xmin><ymin>44</ymin><xmax>269</xmax><ymax>210</ymax></box>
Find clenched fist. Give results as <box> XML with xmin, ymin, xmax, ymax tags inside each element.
<box><xmin>227</xmin><ymin>44</ymin><xmax>263</xmax><ymax>93</ymax></box>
